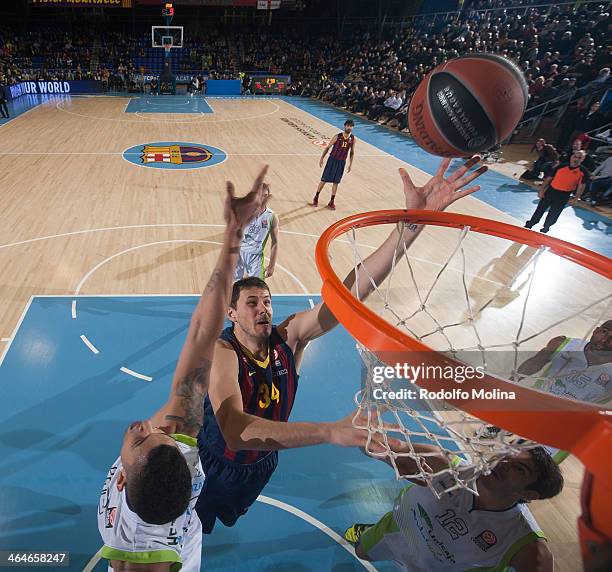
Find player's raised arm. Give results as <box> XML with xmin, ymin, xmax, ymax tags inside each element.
<box><xmin>149</xmin><ymin>166</ymin><xmax>268</xmax><ymax>437</ymax></box>
<box><xmin>516</xmin><ymin>336</ymin><xmax>566</xmax><ymax>377</ymax></box>
<box><xmin>281</xmin><ymin>157</ymin><xmax>487</xmax><ymax>348</ymax></box>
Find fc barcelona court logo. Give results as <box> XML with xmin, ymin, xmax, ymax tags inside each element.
<box><xmin>122</xmin><ymin>141</ymin><xmax>227</xmax><ymax>170</ymax></box>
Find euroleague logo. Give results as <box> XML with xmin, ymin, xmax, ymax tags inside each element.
<box><xmin>122</xmin><ymin>141</ymin><xmax>227</xmax><ymax>170</ymax></box>
<box><xmin>472</xmin><ymin>529</ymin><xmax>497</xmax><ymax>552</ymax></box>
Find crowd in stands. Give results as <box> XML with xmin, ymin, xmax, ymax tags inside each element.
<box><xmin>287</xmin><ymin>1</ymin><xmax>611</xmax><ymax>205</ymax></box>
<box><xmin>1</xmin><ymin>1</ymin><xmax>610</xmax><ymax>204</ymax></box>
<box><xmin>3</xmin><ymin>2</ymin><xmax>611</xmax><ymax>101</ymax></box>
<box><xmin>0</xmin><ymin>28</ymin><xmax>95</xmax><ymax>84</ymax></box>
<box><xmin>516</xmin><ymin>97</ymin><xmax>612</xmax><ymax>206</ymax></box>
<box><xmin>303</xmin><ymin>2</ymin><xmax>611</xmax><ymax>130</ymax></box>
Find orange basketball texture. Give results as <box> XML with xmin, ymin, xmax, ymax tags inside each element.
<box><xmin>408</xmin><ymin>54</ymin><xmax>528</xmax><ymax>157</ymax></box>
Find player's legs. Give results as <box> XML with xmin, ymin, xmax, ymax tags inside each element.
<box><xmin>328</xmin><ymin>183</ymin><xmax>339</xmax><ymax>210</ymax></box>
<box><xmin>243</xmin><ymin>250</ymin><xmax>265</xmax><ymax>279</ymax></box>
<box><xmin>318</xmin><ymin>157</ymin><xmax>345</xmax><ymax>210</ymax></box>
<box><xmin>234</xmin><ymin>251</ymin><xmax>247</xmax><ymax>281</ymax></box>
<box><xmin>541</xmin><ymin>190</ymin><xmax>571</xmax><ymax>232</ymax></box>
<box><xmin>525</xmin><ymin>189</ymin><xmax>554</xmax><ymax>228</ymax></box>
<box><xmin>195</xmin><ymin>446</ymin><xmax>278</xmax><ymax>534</ymax></box>
<box><xmin>315</xmin><ymin>156</ymin><xmax>341</xmax><ymax>206</ymax></box>
<box><xmin>312</xmin><ymin>181</ymin><xmax>327</xmax><ymax>206</ymax></box>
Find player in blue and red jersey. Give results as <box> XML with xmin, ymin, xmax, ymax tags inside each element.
<box><xmin>312</xmin><ymin>119</ymin><xmax>356</xmax><ymax>210</ymax></box>
<box><xmin>195</xmin><ymin>155</ymin><xmax>488</xmax><ymax>535</ymax></box>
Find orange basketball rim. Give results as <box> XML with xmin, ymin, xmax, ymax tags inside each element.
<box><xmin>315</xmin><ymin>209</ymin><xmax>612</xmax><ymax>567</ymax></box>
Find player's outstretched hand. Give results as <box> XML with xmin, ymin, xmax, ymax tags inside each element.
<box><xmin>400</xmin><ymin>156</ymin><xmax>487</xmax><ymax>212</ymax></box>
<box><xmin>328</xmin><ymin>409</ymin><xmax>402</xmax><ymax>452</ymax></box>
<box><xmin>265</xmin><ymin>264</ymin><xmax>275</xmax><ymax>278</ymax></box>
<box><xmin>224</xmin><ymin>165</ymin><xmax>269</xmax><ymax>230</ymax></box>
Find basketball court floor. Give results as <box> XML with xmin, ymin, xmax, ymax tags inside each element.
<box><xmin>0</xmin><ymin>93</ymin><xmax>610</xmax><ymax>571</ymax></box>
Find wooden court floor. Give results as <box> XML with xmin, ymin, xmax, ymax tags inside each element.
<box><xmin>0</xmin><ymin>94</ymin><xmax>604</xmax><ymax>571</ymax></box>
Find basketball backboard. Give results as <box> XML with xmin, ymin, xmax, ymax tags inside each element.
<box><xmin>151</xmin><ymin>26</ymin><xmax>183</xmax><ymax>49</ymax></box>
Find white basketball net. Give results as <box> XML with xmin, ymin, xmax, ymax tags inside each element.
<box><xmin>338</xmin><ymin>219</ymin><xmax>612</xmax><ymax>498</ymax></box>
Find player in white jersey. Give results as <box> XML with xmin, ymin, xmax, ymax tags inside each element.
<box><xmin>345</xmin><ymin>444</ymin><xmax>563</xmax><ymax>572</ymax></box>
<box><xmin>97</xmin><ymin>168</ymin><xmax>268</xmax><ymax>571</ymax></box>
<box><xmin>518</xmin><ymin>319</ymin><xmax>611</xmax><ymax>405</ymax></box>
<box><xmin>235</xmin><ymin>182</ymin><xmax>279</xmax><ymax>280</ymax></box>
<box><xmin>479</xmin><ymin>320</ymin><xmax>612</xmax><ymax>446</ymax></box>
<box><xmin>98</xmin><ymin>436</ymin><xmax>204</xmax><ymax>571</ymax></box>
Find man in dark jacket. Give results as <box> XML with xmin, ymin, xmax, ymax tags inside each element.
<box><xmin>0</xmin><ymin>85</ymin><xmax>9</xmax><ymax>118</ymax></box>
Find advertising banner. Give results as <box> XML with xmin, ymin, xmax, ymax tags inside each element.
<box><xmin>5</xmin><ymin>80</ymin><xmax>104</xmax><ymax>101</ymax></box>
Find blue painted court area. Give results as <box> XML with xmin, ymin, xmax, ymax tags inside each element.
<box><xmin>284</xmin><ymin>97</ymin><xmax>611</xmax><ymax>258</ymax></box>
<box><xmin>125</xmin><ymin>95</ymin><xmax>214</xmax><ymax>113</ymax></box>
<box><xmin>0</xmin><ymin>295</ymin><xmax>401</xmax><ymax>571</ymax></box>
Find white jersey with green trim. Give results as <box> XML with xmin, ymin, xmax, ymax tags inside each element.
<box><xmin>539</xmin><ymin>337</ymin><xmax>611</xmax><ymax>404</ymax></box>
<box><xmin>240</xmin><ymin>207</ymin><xmax>275</xmax><ymax>253</ymax></box>
<box><xmin>392</xmin><ymin>475</ymin><xmax>544</xmax><ymax>571</ymax></box>
<box><xmin>97</xmin><ymin>436</ymin><xmax>204</xmax><ymax>572</ymax></box>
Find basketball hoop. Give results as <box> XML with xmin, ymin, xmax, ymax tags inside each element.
<box><xmin>163</xmin><ymin>40</ymin><xmax>172</xmax><ymax>58</ymax></box>
<box><xmin>315</xmin><ymin>209</ymin><xmax>611</xmax><ymax>564</ymax></box>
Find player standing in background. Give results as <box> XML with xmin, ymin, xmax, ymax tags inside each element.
<box><xmin>312</xmin><ymin>119</ymin><xmax>356</xmax><ymax>210</ymax></box>
<box><xmin>97</xmin><ymin>169</ymin><xmax>267</xmax><ymax>572</ymax></box>
<box><xmin>235</xmin><ymin>183</ymin><xmax>279</xmax><ymax>280</ymax></box>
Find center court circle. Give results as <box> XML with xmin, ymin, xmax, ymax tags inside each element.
<box><xmin>122</xmin><ymin>141</ymin><xmax>227</xmax><ymax>170</ymax></box>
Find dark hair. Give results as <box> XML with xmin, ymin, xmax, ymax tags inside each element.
<box><xmin>344</xmin><ymin>119</ymin><xmax>355</xmax><ymax>126</ymax></box>
<box><xmin>541</xmin><ymin>144</ymin><xmax>559</xmax><ymax>162</ymax></box>
<box><xmin>524</xmin><ymin>447</ymin><xmax>564</xmax><ymax>501</ymax></box>
<box><xmin>127</xmin><ymin>444</ymin><xmax>192</xmax><ymax>524</ymax></box>
<box><xmin>231</xmin><ymin>277</ymin><xmax>270</xmax><ymax>308</ymax></box>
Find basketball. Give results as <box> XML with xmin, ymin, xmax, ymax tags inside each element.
<box><xmin>408</xmin><ymin>54</ymin><xmax>528</xmax><ymax>157</ymax></box>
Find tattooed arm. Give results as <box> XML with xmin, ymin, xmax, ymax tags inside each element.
<box><xmin>149</xmin><ymin>166</ymin><xmax>268</xmax><ymax>437</ymax></box>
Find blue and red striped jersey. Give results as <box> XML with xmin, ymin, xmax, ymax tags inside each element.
<box><xmin>201</xmin><ymin>326</ymin><xmax>299</xmax><ymax>465</ymax></box>
<box><xmin>329</xmin><ymin>132</ymin><xmax>354</xmax><ymax>161</ymax></box>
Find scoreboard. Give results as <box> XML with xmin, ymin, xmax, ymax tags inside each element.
<box><xmin>251</xmin><ymin>75</ymin><xmax>290</xmax><ymax>95</ymax></box>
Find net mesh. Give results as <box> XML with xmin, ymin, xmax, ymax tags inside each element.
<box><xmin>337</xmin><ymin>219</ymin><xmax>612</xmax><ymax>497</ymax></box>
